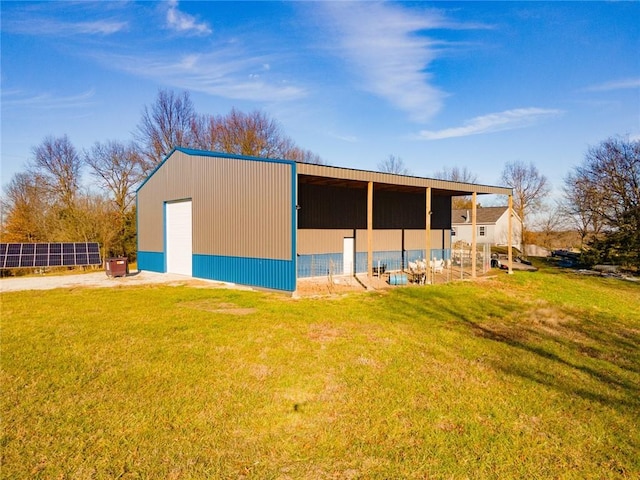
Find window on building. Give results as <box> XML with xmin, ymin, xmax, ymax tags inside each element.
<box><xmin>451</xmin><ymin>227</ymin><xmax>456</xmax><ymax>236</ymax></box>
<box><xmin>479</xmin><ymin>226</ymin><xmax>486</xmax><ymax>236</ymax></box>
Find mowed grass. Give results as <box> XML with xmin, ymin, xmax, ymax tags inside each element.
<box><xmin>2</xmin><ymin>266</ymin><xmax>639</xmax><ymax>479</ymax></box>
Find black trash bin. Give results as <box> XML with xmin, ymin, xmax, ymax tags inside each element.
<box><xmin>106</xmin><ymin>257</ymin><xmax>128</xmax><ymax>277</ymax></box>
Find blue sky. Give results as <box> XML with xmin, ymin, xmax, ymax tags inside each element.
<box><xmin>2</xmin><ymin>1</ymin><xmax>639</xmax><ymax>194</ymax></box>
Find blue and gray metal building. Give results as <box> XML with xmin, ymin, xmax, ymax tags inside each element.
<box><xmin>136</xmin><ymin>148</ymin><xmax>513</xmax><ymax>291</ymax></box>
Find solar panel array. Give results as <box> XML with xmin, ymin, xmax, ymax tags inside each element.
<box><xmin>0</xmin><ymin>243</ymin><xmax>102</xmax><ymax>269</ymax></box>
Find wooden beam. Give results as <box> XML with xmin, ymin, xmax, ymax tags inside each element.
<box><xmin>426</xmin><ymin>187</ymin><xmax>432</xmax><ymax>284</ymax></box>
<box><xmin>471</xmin><ymin>192</ymin><xmax>477</xmax><ymax>279</ymax></box>
<box><xmin>508</xmin><ymin>194</ymin><xmax>514</xmax><ymax>274</ymax></box>
<box><xmin>367</xmin><ymin>181</ymin><xmax>373</xmax><ymax>279</ymax></box>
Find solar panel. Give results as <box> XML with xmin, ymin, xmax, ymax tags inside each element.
<box><xmin>0</xmin><ymin>243</ymin><xmax>102</xmax><ymax>269</ymax></box>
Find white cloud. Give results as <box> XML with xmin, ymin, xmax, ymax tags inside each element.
<box><xmin>328</xmin><ymin>132</ymin><xmax>358</xmax><ymax>143</ymax></box>
<box><xmin>417</xmin><ymin>108</ymin><xmax>564</xmax><ymax>140</ymax></box>
<box><xmin>583</xmin><ymin>78</ymin><xmax>640</xmax><ymax>92</ymax></box>
<box><xmin>99</xmin><ymin>50</ymin><xmax>305</xmax><ymax>102</ymax></box>
<box><xmin>2</xmin><ymin>89</ymin><xmax>96</xmax><ymax>109</ymax></box>
<box><xmin>166</xmin><ymin>0</ymin><xmax>211</xmax><ymax>36</ymax></box>
<box><xmin>5</xmin><ymin>18</ymin><xmax>127</xmax><ymax>36</ymax></box>
<box><xmin>319</xmin><ymin>2</ymin><xmax>486</xmax><ymax>123</ymax></box>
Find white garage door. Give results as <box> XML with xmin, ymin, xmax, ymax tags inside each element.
<box><xmin>166</xmin><ymin>200</ymin><xmax>192</xmax><ymax>276</ymax></box>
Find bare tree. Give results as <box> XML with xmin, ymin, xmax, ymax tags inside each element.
<box><xmin>215</xmin><ymin>108</ymin><xmax>297</xmax><ymax>158</ymax></box>
<box><xmin>191</xmin><ymin>108</ymin><xmax>325</xmax><ymax>163</ymax></box>
<box><xmin>136</xmin><ymin>89</ymin><xmax>197</xmax><ymax>172</ymax></box>
<box><xmin>561</xmin><ymin>171</ymin><xmax>604</xmax><ymax>248</ymax></box>
<box><xmin>434</xmin><ymin>166</ymin><xmax>478</xmax><ymax>184</ymax></box>
<box><xmin>30</xmin><ymin>135</ymin><xmax>82</xmax><ymax>210</ymax></box>
<box><xmin>378</xmin><ymin>155</ymin><xmax>411</xmax><ymax>175</ymax></box>
<box><xmin>85</xmin><ymin>141</ymin><xmax>143</xmax><ymax>214</ymax></box>
<box><xmin>284</xmin><ymin>147</ymin><xmax>326</xmax><ymax>165</ymax></box>
<box><xmin>84</xmin><ymin>141</ymin><xmax>144</xmax><ymax>256</ymax></box>
<box><xmin>500</xmin><ymin>160</ymin><xmax>550</xmax><ymax>252</ymax></box>
<box><xmin>564</xmin><ymin>136</ymin><xmax>640</xmax><ymax>266</ymax></box>
<box><xmin>530</xmin><ymin>203</ymin><xmax>570</xmax><ymax>251</ymax></box>
<box><xmin>190</xmin><ymin>112</ymin><xmax>219</xmax><ymax>152</ymax></box>
<box><xmin>434</xmin><ymin>166</ymin><xmax>479</xmax><ymax>209</ymax></box>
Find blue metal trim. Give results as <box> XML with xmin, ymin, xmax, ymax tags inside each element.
<box><xmin>163</xmin><ymin>202</ymin><xmax>167</xmax><ymax>272</ymax></box>
<box><xmin>290</xmin><ymin>162</ymin><xmax>297</xmax><ymax>289</ymax></box>
<box><xmin>137</xmin><ymin>251</ymin><xmax>165</xmax><ymax>272</ymax></box>
<box><xmin>193</xmin><ymin>254</ymin><xmax>296</xmax><ymax>292</ymax></box>
<box><xmin>135</xmin><ymin>193</ymin><xmax>139</xmax><ymax>260</ymax></box>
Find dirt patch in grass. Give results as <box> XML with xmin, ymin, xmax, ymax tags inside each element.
<box><xmin>180</xmin><ymin>299</ymin><xmax>257</xmax><ymax>315</ymax></box>
<box><xmin>307</xmin><ymin>323</ymin><xmax>345</xmax><ymax>343</ymax></box>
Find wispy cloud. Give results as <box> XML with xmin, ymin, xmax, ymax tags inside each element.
<box><xmin>417</xmin><ymin>108</ymin><xmax>564</xmax><ymax>140</ymax></box>
<box><xmin>98</xmin><ymin>50</ymin><xmax>305</xmax><ymax>102</ymax></box>
<box><xmin>165</xmin><ymin>0</ymin><xmax>211</xmax><ymax>36</ymax></box>
<box><xmin>2</xmin><ymin>89</ymin><xmax>97</xmax><ymax>109</ymax></box>
<box><xmin>328</xmin><ymin>132</ymin><xmax>359</xmax><ymax>143</ymax></box>
<box><xmin>318</xmin><ymin>2</ymin><xmax>489</xmax><ymax>123</ymax></box>
<box><xmin>4</xmin><ymin>17</ymin><xmax>127</xmax><ymax>36</ymax></box>
<box><xmin>582</xmin><ymin>78</ymin><xmax>640</xmax><ymax>92</ymax></box>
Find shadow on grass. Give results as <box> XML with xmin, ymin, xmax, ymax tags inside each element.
<box><xmin>382</xmin><ymin>285</ymin><xmax>640</xmax><ymax>413</ymax></box>
<box><xmin>467</xmin><ymin>320</ymin><xmax>639</xmax><ymax>409</ymax></box>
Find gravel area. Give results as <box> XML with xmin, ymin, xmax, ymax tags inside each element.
<box><xmin>1</xmin><ymin>270</ymin><xmax>395</xmax><ymax>295</ymax></box>
<box><xmin>0</xmin><ymin>270</ymin><xmax>235</xmax><ymax>293</ymax></box>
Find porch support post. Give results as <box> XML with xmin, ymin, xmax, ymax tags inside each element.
<box><xmin>471</xmin><ymin>192</ymin><xmax>477</xmax><ymax>279</ymax></box>
<box><xmin>508</xmin><ymin>193</ymin><xmax>514</xmax><ymax>274</ymax></box>
<box><xmin>426</xmin><ymin>187</ymin><xmax>432</xmax><ymax>285</ymax></box>
<box><xmin>367</xmin><ymin>181</ymin><xmax>373</xmax><ymax>279</ymax></box>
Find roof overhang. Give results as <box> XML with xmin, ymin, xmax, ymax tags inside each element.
<box><xmin>297</xmin><ymin>163</ymin><xmax>512</xmax><ymax>196</ymax></box>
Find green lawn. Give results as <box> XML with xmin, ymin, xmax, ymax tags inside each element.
<box><xmin>2</xmin><ymin>266</ymin><xmax>639</xmax><ymax>479</ymax></box>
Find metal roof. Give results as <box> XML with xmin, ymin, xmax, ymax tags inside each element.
<box><xmin>296</xmin><ymin>163</ymin><xmax>512</xmax><ymax>196</ymax></box>
<box><xmin>138</xmin><ymin>147</ymin><xmax>512</xmax><ymax>197</ymax></box>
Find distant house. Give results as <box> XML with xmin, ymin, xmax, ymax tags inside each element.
<box><xmin>451</xmin><ymin>207</ymin><xmax>521</xmax><ymax>248</ymax></box>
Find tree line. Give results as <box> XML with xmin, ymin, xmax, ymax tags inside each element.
<box><xmin>2</xmin><ymin>85</ymin><xmax>638</xmax><ymax>270</ymax></box>
<box><xmin>1</xmin><ymin>89</ymin><xmax>325</xmax><ymax>261</ymax></box>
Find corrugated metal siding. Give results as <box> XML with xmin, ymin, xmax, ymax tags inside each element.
<box><xmin>297</xmin><ymin>229</ymin><xmax>354</xmax><ymax>254</ymax></box>
<box><xmin>193</xmin><ymin>254</ymin><xmax>295</xmax><ymax>291</ymax></box>
<box><xmin>137</xmin><ymin>150</ymin><xmax>292</xmax><ymax>261</ymax></box>
<box><xmin>137</xmin><ymin>251</ymin><xmax>165</xmax><ymax>272</ymax></box>
<box><xmin>355</xmin><ymin>229</ymin><xmax>400</xmax><ymax>251</ymax></box>
<box><xmin>298</xmin><ymin>228</ymin><xmax>449</xmax><ymax>255</ymax></box>
<box><xmin>404</xmin><ymin>230</ymin><xmax>447</xmax><ymax>250</ymax></box>
<box><xmin>192</xmin><ymin>154</ymin><xmax>291</xmax><ymax>259</ymax></box>
<box><xmin>137</xmin><ymin>185</ymin><xmax>165</xmax><ymax>252</ymax></box>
